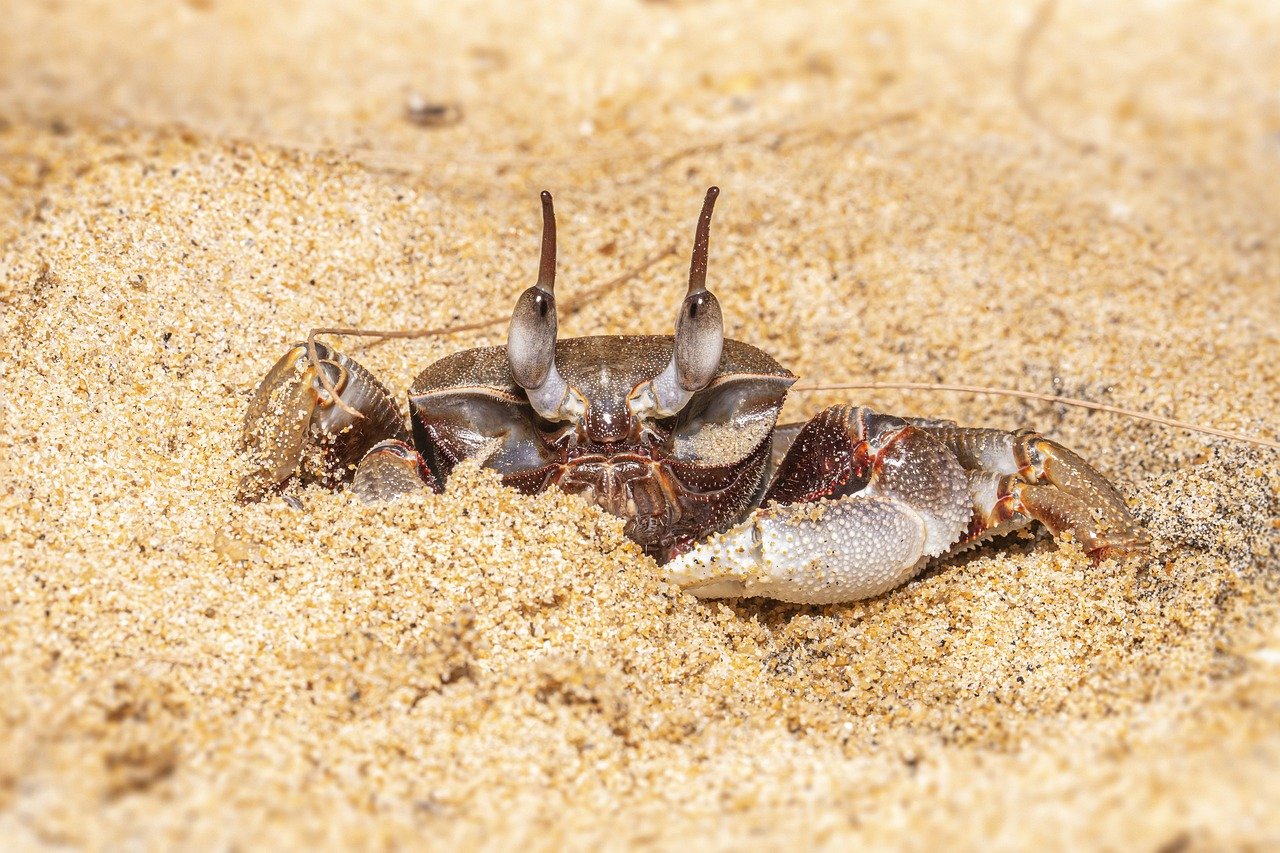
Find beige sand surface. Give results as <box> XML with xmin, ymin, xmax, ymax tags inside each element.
<box><xmin>2</xmin><ymin>0</ymin><xmax>1279</xmax><ymax>848</ymax></box>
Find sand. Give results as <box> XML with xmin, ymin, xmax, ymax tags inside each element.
<box><xmin>2</xmin><ymin>0</ymin><xmax>1279</xmax><ymax>848</ymax></box>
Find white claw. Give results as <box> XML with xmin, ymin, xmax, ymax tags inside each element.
<box><xmin>664</xmin><ymin>496</ymin><xmax>934</xmax><ymax>605</ymax></box>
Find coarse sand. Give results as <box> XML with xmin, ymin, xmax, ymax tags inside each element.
<box><xmin>2</xmin><ymin>1</ymin><xmax>1279</xmax><ymax>848</ymax></box>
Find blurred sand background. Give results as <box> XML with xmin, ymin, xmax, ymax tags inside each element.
<box><xmin>2</xmin><ymin>0</ymin><xmax>1279</xmax><ymax>848</ymax></box>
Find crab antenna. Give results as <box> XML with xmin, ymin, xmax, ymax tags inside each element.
<box><xmin>506</xmin><ymin>191</ymin><xmax>583</xmax><ymax>424</ymax></box>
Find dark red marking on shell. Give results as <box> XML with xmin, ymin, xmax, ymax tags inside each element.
<box><xmin>763</xmin><ymin>406</ymin><xmax>875</xmax><ymax>506</ymax></box>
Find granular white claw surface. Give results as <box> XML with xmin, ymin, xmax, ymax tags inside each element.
<box><xmin>2</xmin><ymin>0</ymin><xmax>1280</xmax><ymax>849</ymax></box>
<box><xmin>669</xmin><ymin>497</ymin><xmax>931</xmax><ymax>604</ymax></box>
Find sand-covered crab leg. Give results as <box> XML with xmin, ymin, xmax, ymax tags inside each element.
<box><xmin>235</xmin><ymin>341</ymin><xmax>430</xmax><ymax>503</ymax></box>
<box><xmin>664</xmin><ymin>405</ymin><xmax>1150</xmax><ymax>604</ymax></box>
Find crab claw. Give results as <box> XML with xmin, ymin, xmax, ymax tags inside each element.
<box><xmin>665</xmin><ymin>496</ymin><xmax>938</xmax><ymax>605</ymax></box>
<box><xmin>236</xmin><ymin>342</ymin><xmax>407</xmax><ymax>502</ymax></box>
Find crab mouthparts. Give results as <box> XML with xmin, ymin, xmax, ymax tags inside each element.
<box><xmin>551</xmin><ymin>452</ymin><xmax>677</xmax><ymax>556</ymax></box>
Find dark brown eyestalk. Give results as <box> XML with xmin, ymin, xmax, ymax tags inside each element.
<box><xmin>633</xmin><ymin>187</ymin><xmax>726</xmax><ymax>419</ymax></box>
<box><xmin>506</xmin><ymin>191</ymin><xmax>583</xmax><ymax>423</ymax></box>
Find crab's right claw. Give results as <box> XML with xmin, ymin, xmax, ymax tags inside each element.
<box><xmin>236</xmin><ymin>343</ymin><xmax>407</xmax><ymax>502</ymax></box>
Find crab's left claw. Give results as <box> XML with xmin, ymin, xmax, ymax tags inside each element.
<box><xmin>236</xmin><ymin>343</ymin><xmax>408</xmax><ymax>502</ymax></box>
<box><xmin>666</xmin><ymin>407</ymin><xmax>973</xmax><ymax>604</ymax></box>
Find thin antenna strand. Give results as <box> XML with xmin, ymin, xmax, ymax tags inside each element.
<box><xmin>791</xmin><ymin>380</ymin><xmax>1280</xmax><ymax>451</ymax></box>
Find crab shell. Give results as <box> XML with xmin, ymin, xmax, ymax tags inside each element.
<box><xmin>407</xmin><ymin>335</ymin><xmax>795</xmax><ymax>562</ymax></box>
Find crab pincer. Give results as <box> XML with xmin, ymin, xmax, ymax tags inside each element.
<box><xmin>664</xmin><ymin>407</ymin><xmax>976</xmax><ymax>604</ymax></box>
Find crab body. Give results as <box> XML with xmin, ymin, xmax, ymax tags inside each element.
<box><xmin>407</xmin><ymin>335</ymin><xmax>792</xmax><ymax>562</ymax></box>
<box><xmin>237</xmin><ymin>189</ymin><xmax>1150</xmax><ymax>604</ymax></box>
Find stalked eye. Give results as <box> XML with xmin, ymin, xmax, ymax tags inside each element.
<box><xmin>507</xmin><ymin>285</ymin><xmax>557</xmax><ymax>389</ymax></box>
<box><xmin>631</xmin><ymin>187</ymin><xmax>727</xmax><ymax>420</ymax></box>
<box><xmin>505</xmin><ymin>190</ymin><xmax>585</xmax><ymax>425</ymax></box>
<box><xmin>673</xmin><ymin>287</ymin><xmax>723</xmax><ymax>393</ymax></box>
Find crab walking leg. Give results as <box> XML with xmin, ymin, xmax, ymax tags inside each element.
<box><xmin>237</xmin><ymin>343</ymin><xmax>411</xmax><ymax>502</ymax></box>
<box><xmin>665</xmin><ymin>407</ymin><xmax>973</xmax><ymax>604</ymax></box>
<box><xmin>908</xmin><ymin>420</ymin><xmax>1151</xmax><ymax>559</ymax></box>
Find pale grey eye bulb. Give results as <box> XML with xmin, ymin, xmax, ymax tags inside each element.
<box><xmin>507</xmin><ymin>286</ymin><xmax>557</xmax><ymax>389</ymax></box>
<box><xmin>674</xmin><ymin>290</ymin><xmax>723</xmax><ymax>392</ymax></box>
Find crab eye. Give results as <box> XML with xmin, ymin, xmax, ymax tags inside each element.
<box><xmin>505</xmin><ymin>190</ymin><xmax>584</xmax><ymax>424</ymax></box>
<box><xmin>507</xmin><ymin>286</ymin><xmax>557</xmax><ymax>388</ymax></box>
<box><xmin>507</xmin><ymin>191</ymin><xmax>559</xmax><ymax>389</ymax></box>
<box><xmin>673</xmin><ymin>288</ymin><xmax>723</xmax><ymax>392</ymax></box>
<box><xmin>630</xmin><ymin>187</ymin><xmax>728</xmax><ymax>421</ymax></box>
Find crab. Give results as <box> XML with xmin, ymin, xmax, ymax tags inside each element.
<box><xmin>236</xmin><ymin>188</ymin><xmax>1151</xmax><ymax>604</ymax></box>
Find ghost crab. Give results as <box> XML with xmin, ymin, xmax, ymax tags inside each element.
<box><xmin>237</xmin><ymin>188</ymin><xmax>1150</xmax><ymax>604</ymax></box>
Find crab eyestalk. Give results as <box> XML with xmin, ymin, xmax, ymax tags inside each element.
<box><xmin>507</xmin><ymin>190</ymin><xmax>584</xmax><ymax>424</ymax></box>
<box><xmin>638</xmin><ymin>186</ymin><xmax>726</xmax><ymax>418</ymax></box>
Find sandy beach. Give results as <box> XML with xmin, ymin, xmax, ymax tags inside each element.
<box><xmin>2</xmin><ymin>0</ymin><xmax>1279</xmax><ymax>847</ymax></box>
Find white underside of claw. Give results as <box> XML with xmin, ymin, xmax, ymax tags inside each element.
<box><xmin>665</xmin><ymin>496</ymin><xmax>942</xmax><ymax>605</ymax></box>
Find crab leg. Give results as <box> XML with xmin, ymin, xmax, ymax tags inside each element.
<box><xmin>236</xmin><ymin>342</ymin><xmax>425</xmax><ymax>502</ymax></box>
<box><xmin>665</xmin><ymin>406</ymin><xmax>973</xmax><ymax>604</ymax></box>
<box><xmin>908</xmin><ymin>420</ymin><xmax>1152</xmax><ymax>560</ymax></box>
